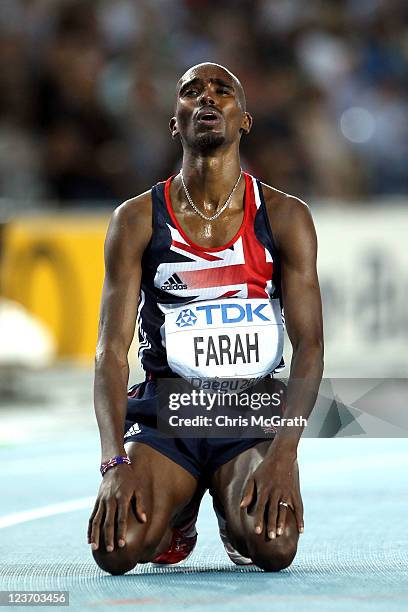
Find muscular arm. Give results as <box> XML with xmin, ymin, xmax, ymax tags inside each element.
<box><xmin>265</xmin><ymin>188</ymin><xmax>324</xmax><ymax>456</ymax></box>
<box><xmin>94</xmin><ymin>192</ymin><xmax>152</xmax><ymax>463</ymax></box>
<box><xmin>239</xmin><ymin>188</ymin><xmax>323</xmax><ymax>537</ymax></box>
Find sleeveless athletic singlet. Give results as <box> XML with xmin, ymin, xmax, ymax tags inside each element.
<box><xmin>137</xmin><ymin>172</ymin><xmax>285</xmax><ymax>378</ymax></box>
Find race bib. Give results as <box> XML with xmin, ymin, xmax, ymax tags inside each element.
<box><xmin>164</xmin><ymin>298</ymin><xmax>284</xmax><ymax>388</ymax></box>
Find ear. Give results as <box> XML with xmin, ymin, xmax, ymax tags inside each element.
<box><xmin>169</xmin><ymin>116</ymin><xmax>179</xmax><ymax>139</ymax></box>
<box><xmin>241</xmin><ymin>112</ymin><xmax>253</xmax><ymax>135</ymax></box>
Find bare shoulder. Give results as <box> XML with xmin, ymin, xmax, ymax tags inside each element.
<box><xmin>111</xmin><ymin>189</ymin><xmax>153</xmax><ymax>232</ymax></box>
<box><xmin>260</xmin><ymin>182</ymin><xmax>316</xmax><ymax>251</ymax></box>
<box><xmin>260</xmin><ymin>182</ymin><xmax>313</xmax><ymax>225</ymax></box>
<box><xmin>107</xmin><ymin>189</ymin><xmax>153</xmax><ymax>250</ymax></box>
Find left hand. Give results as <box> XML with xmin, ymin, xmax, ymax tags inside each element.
<box><xmin>240</xmin><ymin>454</ymin><xmax>304</xmax><ymax>539</ymax></box>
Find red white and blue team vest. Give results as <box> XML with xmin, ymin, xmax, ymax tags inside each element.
<box><xmin>138</xmin><ymin>172</ymin><xmax>285</xmax><ymax>383</ymax></box>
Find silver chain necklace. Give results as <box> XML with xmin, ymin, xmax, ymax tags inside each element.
<box><xmin>180</xmin><ymin>169</ymin><xmax>242</xmax><ymax>222</ymax></box>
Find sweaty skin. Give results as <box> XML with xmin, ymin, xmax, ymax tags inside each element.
<box><xmin>88</xmin><ymin>62</ymin><xmax>323</xmax><ymax>573</ymax></box>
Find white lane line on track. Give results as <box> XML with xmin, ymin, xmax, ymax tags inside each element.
<box><xmin>0</xmin><ymin>497</ymin><xmax>94</xmax><ymax>529</ymax></box>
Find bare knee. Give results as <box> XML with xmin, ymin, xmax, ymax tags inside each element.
<box><xmin>248</xmin><ymin>535</ymin><xmax>298</xmax><ymax>572</ymax></box>
<box><xmin>93</xmin><ymin>544</ymin><xmax>138</xmax><ymax>576</ymax></box>
<box><xmin>92</xmin><ymin>517</ymin><xmax>170</xmax><ymax>575</ymax></box>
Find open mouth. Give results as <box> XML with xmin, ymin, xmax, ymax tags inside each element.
<box><xmin>196</xmin><ymin>109</ymin><xmax>221</xmax><ymax>123</ymax></box>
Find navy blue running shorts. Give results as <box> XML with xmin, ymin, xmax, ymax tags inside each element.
<box><xmin>124</xmin><ymin>379</ymin><xmax>277</xmax><ymax>481</ymax></box>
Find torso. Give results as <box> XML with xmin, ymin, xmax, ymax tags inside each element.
<box><xmin>135</xmin><ymin>172</ymin><xmax>286</xmax><ymax>378</ymax></box>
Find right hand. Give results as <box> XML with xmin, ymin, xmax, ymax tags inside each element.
<box><xmin>87</xmin><ymin>464</ymin><xmax>147</xmax><ymax>553</ymax></box>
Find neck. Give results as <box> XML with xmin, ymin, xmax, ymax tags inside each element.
<box><xmin>180</xmin><ymin>147</ymin><xmax>242</xmax><ymax>209</ymax></box>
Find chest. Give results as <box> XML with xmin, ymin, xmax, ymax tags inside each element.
<box><xmin>172</xmin><ymin>207</ymin><xmax>245</xmax><ymax>249</ymax></box>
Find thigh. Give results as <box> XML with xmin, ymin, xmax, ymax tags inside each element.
<box><xmin>210</xmin><ymin>441</ymin><xmax>270</xmax><ymax>542</ymax></box>
<box><xmin>93</xmin><ymin>440</ymin><xmax>198</xmax><ymax>573</ymax></box>
<box><xmin>122</xmin><ymin>440</ymin><xmax>199</xmax><ymax>545</ymax></box>
<box><xmin>124</xmin><ymin>439</ymin><xmax>198</xmax><ymax>509</ymax></box>
<box><xmin>210</xmin><ymin>440</ymin><xmax>299</xmax><ymax>567</ymax></box>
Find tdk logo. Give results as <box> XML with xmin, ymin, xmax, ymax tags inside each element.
<box><xmin>195</xmin><ymin>303</ymin><xmax>270</xmax><ymax>324</ymax></box>
<box><xmin>176</xmin><ymin>309</ymin><xmax>197</xmax><ymax>328</ymax></box>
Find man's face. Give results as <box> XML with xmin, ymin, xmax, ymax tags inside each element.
<box><xmin>170</xmin><ymin>64</ymin><xmax>252</xmax><ymax>152</ymax></box>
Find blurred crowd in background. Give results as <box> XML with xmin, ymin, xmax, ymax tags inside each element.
<box><xmin>0</xmin><ymin>0</ymin><xmax>407</xmax><ymax>208</ymax></box>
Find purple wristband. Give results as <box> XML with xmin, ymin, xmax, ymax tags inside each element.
<box><xmin>100</xmin><ymin>455</ymin><xmax>131</xmax><ymax>476</ymax></box>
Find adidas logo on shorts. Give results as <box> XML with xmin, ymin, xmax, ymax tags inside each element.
<box><xmin>161</xmin><ymin>273</ymin><xmax>187</xmax><ymax>291</ymax></box>
<box><xmin>124</xmin><ymin>423</ymin><xmax>142</xmax><ymax>438</ymax></box>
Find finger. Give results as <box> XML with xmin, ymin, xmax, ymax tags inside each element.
<box><xmin>293</xmin><ymin>460</ymin><xmax>304</xmax><ymax>533</ymax></box>
<box><xmin>276</xmin><ymin>503</ymin><xmax>288</xmax><ymax>537</ymax></box>
<box><xmin>240</xmin><ymin>478</ymin><xmax>255</xmax><ymax>509</ymax></box>
<box><xmin>87</xmin><ymin>498</ymin><xmax>100</xmax><ymax>543</ymax></box>
<box><xmin>90</xmin><ymin>503</ymin><xmax>104</xmax><ymax>551</ymax></box>
<box><xmin>116</xmin><ymin>499</ymin><xmax>130</xmax><ymax>548</ymax></box>
<box><xmin>134</xmin><ymin>490</ymin><xmax>147</xmax><ymax>523</ymax></box>
<box><xmin>294</xmin><ymin>496</ymin><xmax>304</xmax><ymax>533</ymax></box>
<box><xmin>253</xmin><ymin>489</ymin><xmax>268</xmax><ymax>535</ymax></box>
<box><xmin>267</xmin><ymin>496</ymin><xmax>279</xmax><ymax>539</ymax></box>
<box><xmin>102</xmin><ymin>501</ymin><xmax>117</xmax><ymax>553</ymax></box>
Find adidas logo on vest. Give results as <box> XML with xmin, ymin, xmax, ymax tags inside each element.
<box><xmin>161</xmin><ymin>273</ymin><xmax>187</xmax><ymax>291</ymax></box>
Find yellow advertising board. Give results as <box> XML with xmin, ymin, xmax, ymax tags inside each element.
<box><xmin>0</xmin><ymin>214</ymin><xmax>110</xmax><ymax>361</ymax></box>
